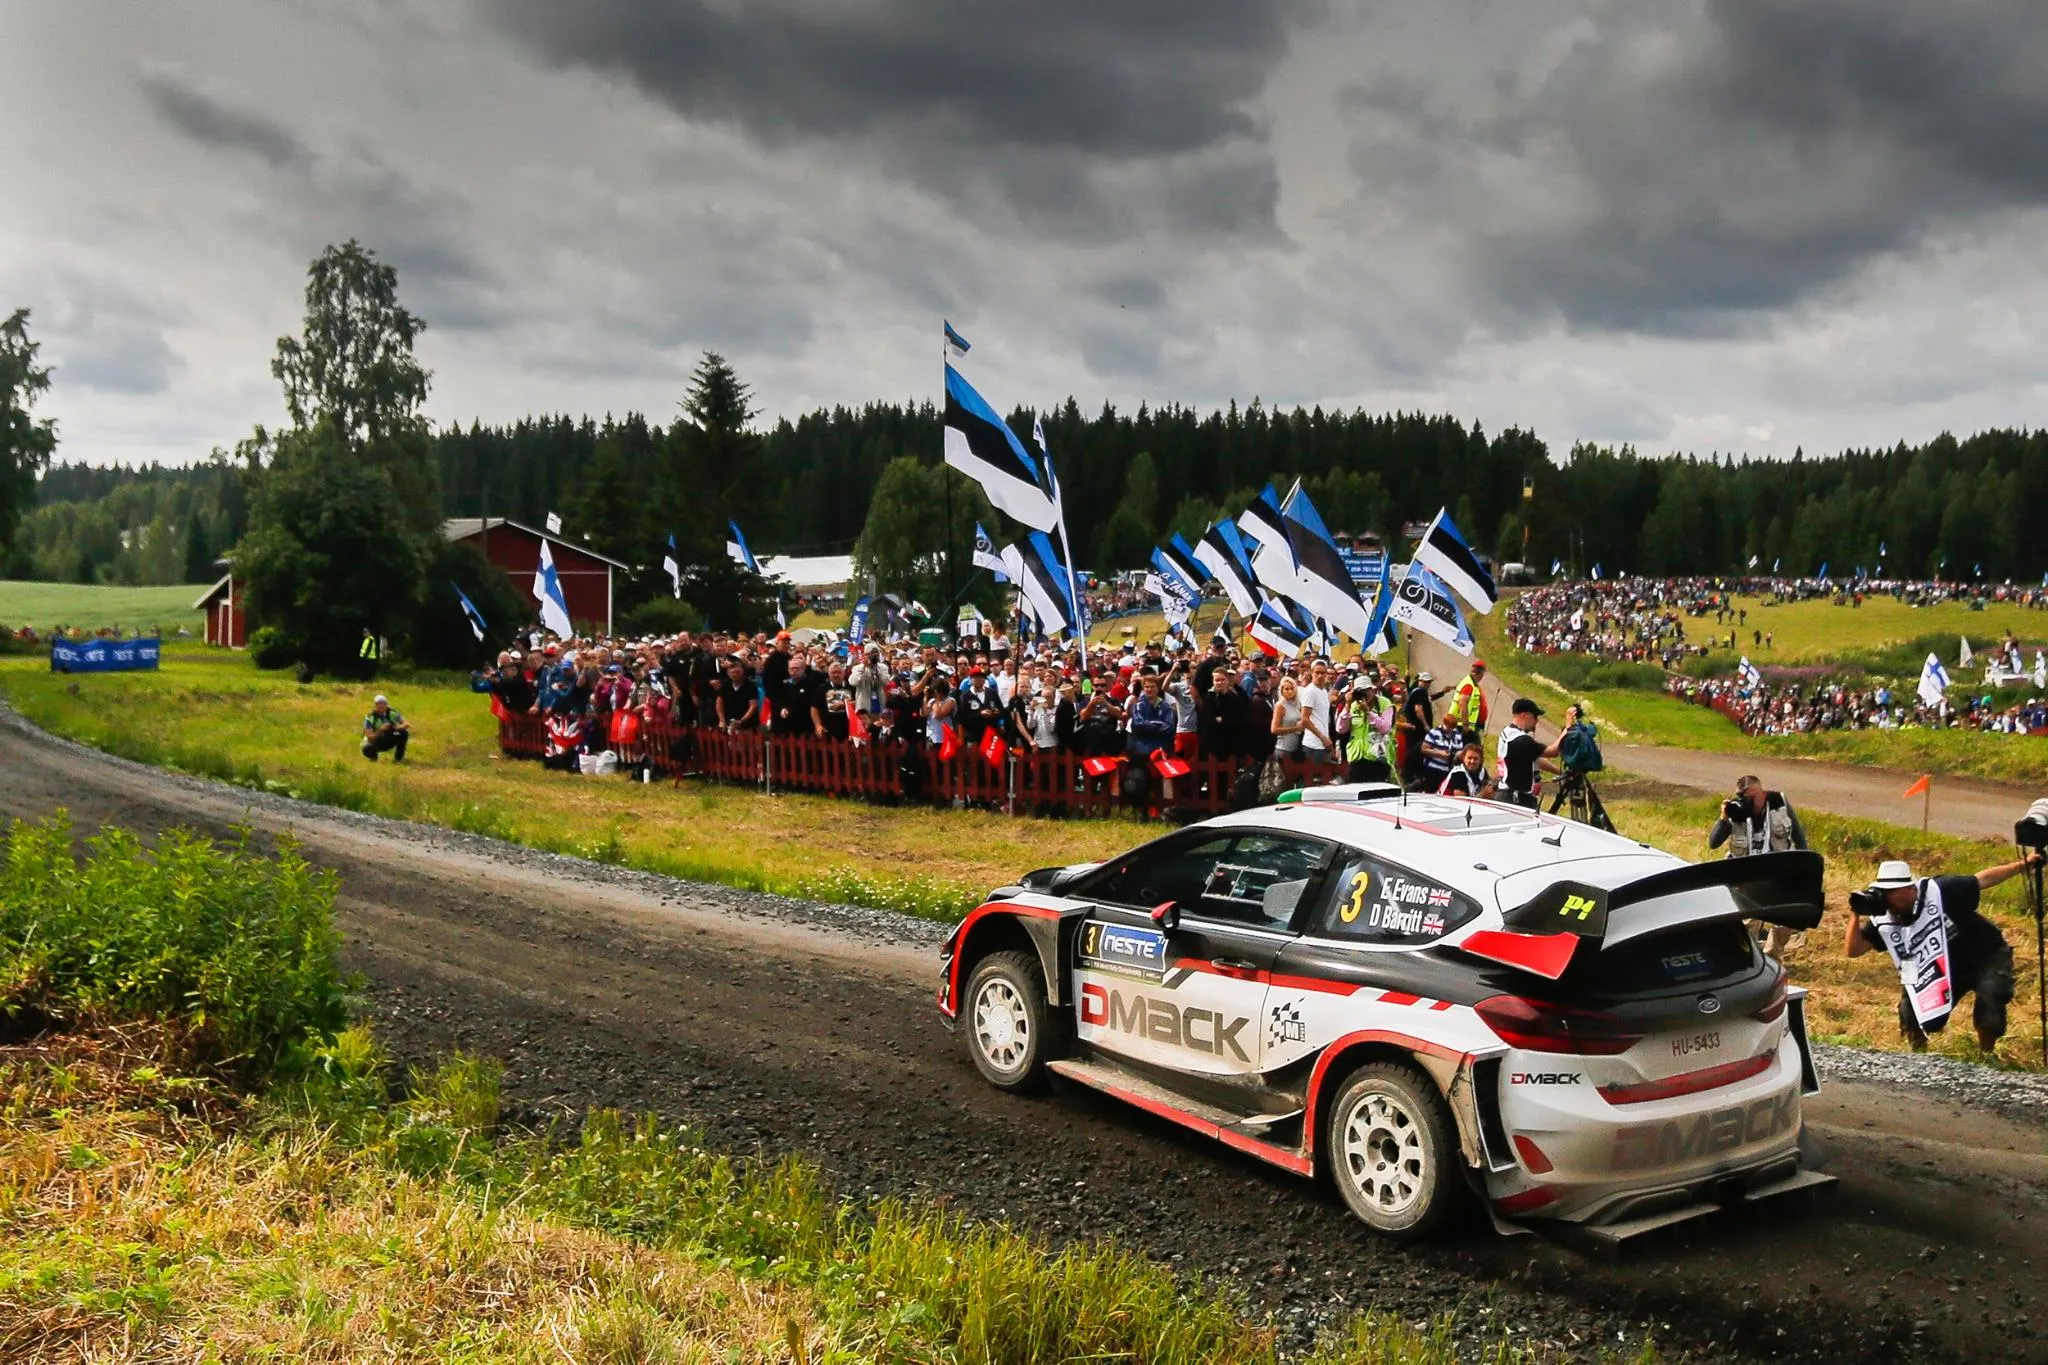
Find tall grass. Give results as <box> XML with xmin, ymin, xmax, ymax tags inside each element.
<box><xmin>0</xmin><ymin>814</ymin><xmax>349</xmax><ymax>1076</ymax></box>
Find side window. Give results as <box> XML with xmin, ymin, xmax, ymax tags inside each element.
<box><xmin>1086</xmin><ymin>835</ymin><xmax>1235</xmax><ymax>911</ymax></box>
<box><xmin>1317</xmin><ymin>853</ymin><xmax>1478</xmax><ymax>945</ymax></box>
<box><xmin>1190</xmin><ymin>833</ymin><xmax>1327</xmax><ymax>928</ymax></box>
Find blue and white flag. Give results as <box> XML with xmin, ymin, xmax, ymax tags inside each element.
<box><xmin>1412</xmin><ymin>507</ymin><xmax>1498</xmax><ymax>614</ymax></box>
<box><xmin>1388</xmin><ymin>565</ymin><xmax>1474</xmax><ymax>654</ymax></box>
<box><xmin>1007</xmin><ymin>535</ymin><xmax>1076</xmax><ymax>637</ymax></box>
<box><xmin>1591</xmin><ymin>563</ymin><xmax>1603</xmax><ymax>581</ymax></box>
<box><xmin>1550</xmin><ymin>558</ymin><xmax>1563</xmax><ymax>577</ymax></box>
<box><xmin>452</xmin><ymin>581</ymin><xmax>488</xmax><ymax>643</ymax></box>
<box><xmin>1772</xmin><ymin>557</ymin><xmax>1781</xmax><ymax>573</ymax></box>
<box><xmin>1195</xmin><ymin>518</ymin><xmax>1260</xmax><ymax>617</ymax></box>
<box><xmin>1151</xmin><ymin>538</ymin><xmax>1204</xmax><ymax>600</ymax></box>
<box><xmin>944</xmin><ymin>320</ymin><xmax>972</xmax><ymax>361</ymax></box>
<box><xmin>972</xmin><ymin>522</ymin><xmax>1007</xmax><ymax>579</ymax></box>
<box><xmin>726</xmin><ymin>520</ymin><xmax>759</xmax><ymax>573</ymax></box>
<box><xmin>1738</xmin><ymin>656</ymin><xmax>1763</xmax><ymax>689</ymax></box>
<box><xmin>943</xmin><ymin>364</ymin><xmax>1058</xmax><ymax>532</ymax></box>
<box><xmin>1917</xmin><ymin>654</ymin><xmax>1951</xmax><ymax>709</ymax></box>
<box><xmin>1817</xmin><ymin>561</ymin><xmax>1829</xmax><ymax>580</ymax></box>
<box><xmin>1240</xmin><ymin>485</ymin><xmax>1314</xmax><ymax>611</ymax></box>
<box><xmin>662</xmin><ymin>533</ymin><xmax>682</xmax><ymax>599</ymax></box>
<box><xmin>1879</xmin><ymin>541</ymin><xmax>1887</xmax><ymax>558</ymax></box>
<box><xmin>531</xmin><ymin>541</ymin><xmax>573</xmax><ymax>638</ymax></box>
<box><xmin>1747</xmin><ymin>554</ymin><xmax>1759</xmax><ymax>569</ymax></box>
<box><xmin>1360</xmin><ymin>550</ymin><xmax>1397</xmax><ymax>655</ymax></box>
<box><xmin>849</xmin><ymin>595</ymin><xmax>872</xmax><ymax>645</ymax></box>
<box><xmin>1280</xmin><ymin>482</ymin><xmax>1373</xmax><ymax>642</ymax></box>
<box><xmin>544</xmin><ymin>511</ymin><xmax>562</xmax><ymax>536</ymax></box>
<box><xmin>775</xmin><ymin>597</ymin><xmax>787</xmax><ymax>631</ymax></box>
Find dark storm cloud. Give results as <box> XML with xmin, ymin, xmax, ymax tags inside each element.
<box><xmin>139</xmin><ymin>70</ymin><xmax>309</xmax><ymax>169</ymax></box>
<box><xmin>486</xmin><ymin>0</ymin><xmax>1309</xmax><ymax>236</ymax></box>
<box><xmin>1345</xmin><ymin>0</ymin><xmax>2048</xmax><ymax>332</ymax></box>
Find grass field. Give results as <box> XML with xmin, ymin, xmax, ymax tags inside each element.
<box><xmin>0</xmin><ymin>579</ymin><xmax>207</xmax><ymax>635</ymax></box>
<box><xmin>3</xmin><ymin>643</ymin><xmax>2042</xmax><ymax>1070</ymax></box>
<box><xmin>1480</xmin><ymin>610</ymin><xmax>2048</xmax><ymax>786</ymax></box>
<box><xmin>1679</xmin><ymin>594</ymin><xmax>2048</xmax><ymax>669</ymax></box>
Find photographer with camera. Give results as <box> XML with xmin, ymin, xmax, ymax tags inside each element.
<box><xmin>1711</xmin><ymin>775</ymin><xmax>1808</xmax><ymax>955</ymax></box>
<box><xmin>1844</xmin><ymin>853</ymin><xmax>2037</xmax><ymax>1053</ymax></box>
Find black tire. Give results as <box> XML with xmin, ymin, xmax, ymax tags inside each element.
<box><xmin>961</xmin><ymin>950</ymin><xmax>1061</xmax><ymax>1092</ymax></box>
<box><xmin>1322</xmin><ymin>1061</ymin><xmax>1469</xmax><ymax>1238</ymax></box>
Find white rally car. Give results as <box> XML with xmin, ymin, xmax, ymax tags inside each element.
<box><xmin>937</xmin><ymin>785</ymin><xmax>1833</xmax><ymax>1241</ymax></box>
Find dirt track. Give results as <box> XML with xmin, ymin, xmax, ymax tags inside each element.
<box><xmin>2</xmin><ymin>708</ymin><xmax>2044</xmax><ymax>1361</ymax></box>
<box><xmin>1408</xmin><ymin>634</ymin><xmax>2036</xmax><ymax>841</ymax></box>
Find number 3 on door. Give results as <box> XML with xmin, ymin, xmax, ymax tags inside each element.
<box><xmin>1339</xmin><ymin>871</ymin><xmax>1370</xmax><ymax>923</ymax></box>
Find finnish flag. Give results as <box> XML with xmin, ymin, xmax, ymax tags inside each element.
<box><xmin>1747</xmin><ymin>554</ymin><xmax>1759</xmax><ymax>569</ymax></box>
<box><xmin>1917</xmin><ymin>654</ymin><xmax>1951</xmax><ymax>709</ymax></box>
<box><xmin>944</xmin><ymin>363</ymin><xmax>1058</xmax><ymax>532</ymax></box>
<box><xmin>1195</xmin><ymin>518</ymin><xmax>1260</xmax><ymax>618</ymax></box>
<box><xmin>1412</xmin><ymin>508</ymin><xmax>1497</xmax><ymax>614</ymax></box>
<box><xmin>726</xmin><ymin>520</ymin><xmax>759</xmax><ymax>573</ymax></box>
<box><xmin>662</xmin><ymin>533</ymin><xmax>682</xmax><ymax>599</ymax></box>
<box><xmin>1738</xmin><ymin>656</ymin><xmax>1763</xmax><ymax>689</ymax></box>
<box><xmin>544</xmin><ymin>510</ymin><xmax>562</xmax><ymax>536</ymax></box>
<box><xmin>452</xmin><ymin>581</ymin><xmax>488</xmax><ymax>643</ymax></box>
<box><xmin>531</xmin><ymin>541</ymin><xmax>573</xmax><ymax>639</ymax></box>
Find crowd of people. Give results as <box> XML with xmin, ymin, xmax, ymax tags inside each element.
<box><xmin>463</xmin><ymin>622</ymin><xmax>1601</xmax><ymax>813</ymax></box>
<box><xmin>1668</xmin><ymin>672</ymin><xmax>2048</xmax><ymax>736</ymax></box>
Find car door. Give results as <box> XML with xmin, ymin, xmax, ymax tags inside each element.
<box><xmin>1072</xmin><ymin>829</ymin><xmax>1330</xmax><ymax>1079</ymax></box>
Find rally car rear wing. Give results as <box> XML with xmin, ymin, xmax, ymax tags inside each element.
<box><xmin>1459</xmin><ymin>851</ymin><xmax>1825</xmax><ymax>980</ymax></box>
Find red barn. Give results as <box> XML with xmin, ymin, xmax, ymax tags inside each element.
<box><xmin>443</xmin><ymin>518</ymin><xmax>627</xmax><ymax>635</ymax></box>
<box><xmin>193</xmin><ymin>573</ymin><xmax>246</xmax><ymax>648</ymax></box>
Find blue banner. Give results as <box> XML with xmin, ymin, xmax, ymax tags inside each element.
<box><xmin>1339</xmin><ymin>548</ymin><xmax>1386</xmax><ymax>586</ymax></box>
<box><xmin>50</xmin><ymin>636</ymin><xmax>161</xmax><ymax>673</ymax></box>
<box><xmin>848</xmin><ymin>595</ymin><xmax>872</xmax><ymax>645</ymax></box>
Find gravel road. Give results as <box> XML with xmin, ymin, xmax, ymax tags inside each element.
<box><xmin>1408</xmin><ymin>634</ymin><xmax>2038</xmax><ymax>841</ymax></box>
<box><xmin>2</xmin><ymin>704</ymin><xmax>2043</xmax><ymax>1362</ymax></box>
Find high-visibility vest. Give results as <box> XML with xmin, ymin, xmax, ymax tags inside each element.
<box><xmin>360</xmin><ymin>634</ymin><xmax>380</xmax><ymax>660</ymax></box>
<box><xmin>1451</xmin><ymin>677</ymin><xmax>1486</xmax><ymax>730</ymax></box>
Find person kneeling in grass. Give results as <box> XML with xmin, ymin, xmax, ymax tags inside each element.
<box><xmin>362</xmin><ymin>694</ymin><xmax>410</xmax><ymax>762</ymax></box>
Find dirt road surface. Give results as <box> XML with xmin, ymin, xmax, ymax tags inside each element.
<box><xmin>3</xmin><ymin>708</ymin><xmax>2044</xmax><ymax>1361</ymax></box>
<box><xmin>1407</xmin><ymin>634</ymin><xmax>2036</xmax><ymax>841</ymax></box>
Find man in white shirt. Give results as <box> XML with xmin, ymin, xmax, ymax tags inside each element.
<box><xmin>1299</xmin><ymin>660</ymin><xmax>1334</xmax><ymax>764</ymax></box>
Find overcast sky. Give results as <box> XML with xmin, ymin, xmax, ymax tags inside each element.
<box><xmin>7</xmin><ymin>0</ymin><xmax>2048</xmax><ymax>468</ymax></box>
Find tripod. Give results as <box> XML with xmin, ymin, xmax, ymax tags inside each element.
<box><xmin>2026</xmin><ymin>854</ymin><xmax>2046</xmax><ymax>1069</ymax></box>
<box><xmin>1548</xmin><ymin>769</ymin><xmax>1616</xmax><ymax>833</ymax></box>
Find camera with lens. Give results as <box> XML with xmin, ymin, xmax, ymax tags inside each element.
<box><xmin>1848</xmin><ymin>888</ymin><xmax>1888</xmax><ymax>919</ymax></box>
<box><xmin>2016</xmin><ymin>798</ymin><xmax>2048</xmax><ymax>850</ymax></box>
<box><xmin>1722</xmin><ymin>797</ymin><xmax>1750</xmax><ymax>823</ymax></box>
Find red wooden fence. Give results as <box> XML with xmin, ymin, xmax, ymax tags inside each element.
<box><xmin>495</xmin><ymin>715</ymin><xmax>1333</xmax><ymax>819</ymax></box>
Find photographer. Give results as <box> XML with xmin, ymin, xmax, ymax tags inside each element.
<box><xmin>1844</xmin><ymin>854</ymin><xmax>2036</xmax><ymax>1052</ymax></box>
<box><xmin>1709</xmin><ymin>775</ymin><xmax>1808</xmax><ymax>856</ymax></box>
<box><xmin>361</xmin><ymin>694</ymin><xmax>410</xmax><ymax>762</ymax></box>
<box><xmin>1495</xmin><ymin>698</ymin><xmax>1559</xmax><ymax>809</ymax></box>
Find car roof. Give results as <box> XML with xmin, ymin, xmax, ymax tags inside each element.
<box><xmin>1200</xmin><ymin>790</ymin><xmax>1686</xmax><ymax>908</ymax></box>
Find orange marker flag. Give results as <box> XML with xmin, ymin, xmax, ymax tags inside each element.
<box><xmin>1903</xmin><ymin>774</ymin><xmax>1931</xmax><ymax>798</ymax></box>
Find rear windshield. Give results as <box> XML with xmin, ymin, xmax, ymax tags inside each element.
<box><xmin>1565</xmin><ymin>919</ymin><xmax>1757</xmax><ymax>996</ymax></box>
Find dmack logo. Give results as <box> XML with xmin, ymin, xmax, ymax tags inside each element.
<box><xmin>1079</xmin><ymin>983</ymin><xmax>1251</xmax><ymax>1062</ymax></box>
<box><xmin>1610</xmin><ymin>1091</ymin><xmax>1796</xmax><ymax>1171</ymax></box>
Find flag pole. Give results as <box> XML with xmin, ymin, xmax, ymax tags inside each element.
<box><xmin>1923</xmin><ymin>778</ymin><xmax>1931</xmax><ymax>833</ymax></box>
<box><xmin>1043</xmin><ymin>422</ymin><xmax>1087</xmax><ymax>669</ymax></box>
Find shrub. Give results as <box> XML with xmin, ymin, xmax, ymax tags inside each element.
<box><xmin>0</xmin><ymin>813</ymin><xmax>349</xmax><ymax>1076</ymax></box>
<box><xmin>619</xmin><ymin>595</ymin><xmax>703</xmax><ymax>638</ymax></box>
<box><xmin>1525</xmin><ymin>652</ymin><xmax>1668</xmax><ymax>692</ymax></box>
<box><xmin>247</xmin><ymin>624</ymin><xmax>295</xmax><ymax>671</ymax></box>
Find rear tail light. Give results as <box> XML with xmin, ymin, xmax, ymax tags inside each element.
<box><xmin>1751</xmin><ymin>973</ymin><xmax>1788</xmax><ymax>1023</ymax></box>
<box><xmin>1512</xmin><ymin>1135</ymin><xmax>1554</xmax><ymax>1174</ymax></box>
<box><xmin>1475</xmin><ymin>995</ymin><xmax>1643</xmax><ymax>1056</ymax></box>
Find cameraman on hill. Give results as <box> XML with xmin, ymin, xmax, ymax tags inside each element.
<box><xmin>1710</xmin><ymin>775</ymin><xmax>1807</xmax><ymax>955</ymax></box>
<box><xmin>1844</xmin><ymin>853</ymin><xmax>2038</xmax><ymax>1052</ymax></box>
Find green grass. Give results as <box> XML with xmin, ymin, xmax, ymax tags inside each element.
<box><xmin>1681</xmin><ymin>594</ymin><xmax>2048</xmax><ymax>669</ymax></box>
<box><xmin>0</xmin><ymin>581</ymin><xmax>208</xmax><ymax>635</ymax></box>
<box><xmin>0</xmin><ymin>810</ymin><xmax>1618</xmax><ymax>1362</ymax></box>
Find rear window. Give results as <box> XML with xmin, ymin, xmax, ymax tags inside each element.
<box><xmin>1570</xmin><ymin>920</ymin><xmax>1757</xmax><ymax>993</ymax></box>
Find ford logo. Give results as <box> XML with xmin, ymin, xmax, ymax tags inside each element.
<box><xmin>1697</xmin><ymin>995</ymin><xmax>1723</xmax><ymax>1015</ymax></box>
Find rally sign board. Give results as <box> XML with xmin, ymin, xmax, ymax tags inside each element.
<box><xmin>50</xmin><ymin>637</ymin><xmax>161</xmax><ymax>674</ymax></box>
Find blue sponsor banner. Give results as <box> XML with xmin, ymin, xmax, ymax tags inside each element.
<box><xmin>1077</xmin><ymin>920</ymin><xmax>1168</xmax><ymax>978</ymax></box>
<box><xmin>1339</xmin><ymin>548</ymin><xmax>1385</xmax><ymax>586</ymax></box>
<box><xmin>50</xmin><ymin>636</ymin><xmax>161</xmax><ymax>673</ymax></box>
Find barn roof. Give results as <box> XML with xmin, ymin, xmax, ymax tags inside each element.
<box><xmin>192</xmin><ymin>574</ymin><xmax>234</xmax><ymax>610</ymax></box>
<box><xmin>442</xmin><ymin>517</ymin><xmax>633</xmax><ymax>570</ymax></box>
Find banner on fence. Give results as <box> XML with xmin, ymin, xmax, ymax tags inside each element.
<box><xmin>50</xmin><ymin>636</ymin><xmax>161</xmax><ymax>673</ymax></box>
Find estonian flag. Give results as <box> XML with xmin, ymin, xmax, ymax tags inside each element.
<box><xmin>972</xmin><ymin>522</ymin><xmax>1008</xmax><ymax>579</ymax></box>
<box><xmin>1388</xmin><ymin>565</ymin><xmax>1474</xmax><ymax>654</ymax></box>
<box><xmin>944</xmin><ymin>363</ymin><xmax>1058</xmax><ymax>532</ymax></box>
<box><xmin>1196</xmin><ymin>519</ymin><xmax>1260</xmax><ymax>618</ymax></box>
<box><xmin>531</xmin><ymin>541</ymin><xmax>573</xmax><ymax>638</ymax></box>
<box><xmin>1152</xmin><ymin>537</ymin><xmax>1205</xmax><ymax>599</ymax></box>
<box><xmin>944</xmin><ymin>320</ymin><xmax>972</xmax><ymax>361</ymax></box>
<box><xmin>662</xmin><ymin>533</ymin><xmax>682</xmax><ymax>599</ymax></box>
<box><xmin>1240</xmin><ymin>485</ymin><xmax>1311</xmax><ymax>607</ymax></box>
<box><xmin>1360</xmin><ymin>551</ymin><xmax>1396</xmax><ymax>655</ymax></box>
<box><xmin>1412</xmin><ymin>508</ymin><xmax>1497</xmax><ymax>614</ymax></box>
<box><xmin>726</xmin><ymin>520</ymin><xmax>759</xmax><ymax>573</ymax></box>
<box><xmin>452</xmin><ymin>581</ymin><xmax>488</xmax><ymax>642</ymax></box>
<box><xmin>1549</xmin><ymin>558</ymin><xmax>1563</xmax><ymax>577</ymax></box>
<box><xmin>1281</xmin><ymin>482</ymin><xmax>1372</xmax><ymax>643</ymax></box>
<box><xmin>1008</xmin><ymin>535</ymin><xmax>1075</xmax><ymax>636</ymax></box>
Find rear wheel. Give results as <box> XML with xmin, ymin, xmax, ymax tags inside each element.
<box><xmin>962</xmin><ymin>951</ymin><xmax>1061</xmax><ymax>1091</ymax></box>
<box><xmin>1324</xmin><ymin>1061</ymin><xmax>1468</xmax><ymax>1237</ymax></box>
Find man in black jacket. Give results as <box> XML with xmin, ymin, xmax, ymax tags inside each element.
<box><xmin>1845</xmin><ymin>853</ymin><xmax>2038</xmax><ymax>1051</ymax></box>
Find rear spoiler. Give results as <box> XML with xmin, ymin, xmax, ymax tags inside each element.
<box><xmin>1455</xmin><ymin>851</ymin><xmax>1825</xmax><ymax>980</ymax></box>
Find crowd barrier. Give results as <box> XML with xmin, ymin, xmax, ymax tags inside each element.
<box><xmin>495</xmin><ymin>713</ymin><xmax>1333</xmax><ymax>818</ymax></box>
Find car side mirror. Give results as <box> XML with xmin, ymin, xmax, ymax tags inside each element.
<box><xmin>1150</xmin><ymin>900</ymin><xmax>1181</xmax><ymax>933</ymax></box>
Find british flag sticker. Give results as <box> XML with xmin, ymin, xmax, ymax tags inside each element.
<box><xmin>1426</xmin><ymin>886</ymin><xmax>1453</xmax><ymax>907</ymax></box>
<box><xmin>1421</xmin><ymin>913</ymin><xmax>1445</xmax><ymax>935</ymax></box>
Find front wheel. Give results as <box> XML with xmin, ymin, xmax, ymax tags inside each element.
<box><xmin>1324</xmin><ymin>1061</ymin><xmax>1469</xmax><ymax>1237</ymax></box>
<box><xmin>961</xmin><ymin>951</ymin><xmax>1061</xmax><ymax>1091</ymax></box>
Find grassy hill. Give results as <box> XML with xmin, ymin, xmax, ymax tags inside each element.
<box><xmin>1</xmin><ymin>580</ymin><xmax>208</xmax><ymax>635</ymax></box>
